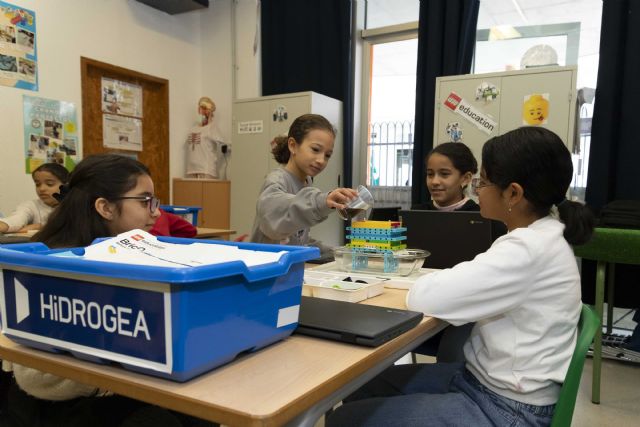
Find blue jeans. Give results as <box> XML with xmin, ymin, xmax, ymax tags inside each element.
<box><xmin>326</xmin><ymin>363</ymin><xmax>555</xmax><ymax>427</ymax></box>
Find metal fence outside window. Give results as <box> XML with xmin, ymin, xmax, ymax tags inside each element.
<box><xmin>367</xmin><ymin>120</ymin><xmax>414</xmax><ymax>208</ymax></box>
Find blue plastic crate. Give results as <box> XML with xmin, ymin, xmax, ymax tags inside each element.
<box><xmin>159</xmin><ymin>205</ymin><xmax>202</xmax><ymax>226</ymax></box>
<box><xmin>0</xmin><ymin>238</ymin><xmax>318</xmax><ymax>381</ymax></box>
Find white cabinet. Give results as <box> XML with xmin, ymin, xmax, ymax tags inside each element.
<box><xmin>230</xmin><ymin>92</ymin><xmax>343</xmax><ymax>247</ymax></box>
<box><xmin>433</xmin><ymin>66</ymin><xmax>577</xmax><ymax>165</ymax></box>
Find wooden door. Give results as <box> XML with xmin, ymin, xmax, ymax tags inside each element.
<box><xmin>80</xmin><ymin>57</ymin><xmax>170</xmax><ymax>203</ymax></box>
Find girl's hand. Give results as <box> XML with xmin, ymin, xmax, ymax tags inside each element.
<box><xmin>326</xmin><ymin>188</ymin><xmax>358</xmax><ymax>210</ymax></box>
<box><xmin>18</xmin><ymin>223</ymin><xmax>42</xmax><ymax>232</ymax></box>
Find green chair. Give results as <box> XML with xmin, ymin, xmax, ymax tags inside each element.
<box><xmin>573</xmin><ymin>227</ymin><xmax>640</xmax><ymax>403</ymax></box>
<box><xmin>551</xmin><ymin>304</ymin><xmax>600</xmax><ymax>427</ymax></box>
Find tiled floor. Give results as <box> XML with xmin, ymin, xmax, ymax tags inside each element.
<box><xmin>573</xmin><ymin>307</ymin><xmax>639</xmax><ymax>426</ymax></box>
<box><xmin>572</xmin><ymin>358</ymin><xmax>640</xmax><ymax>426</ymax></box>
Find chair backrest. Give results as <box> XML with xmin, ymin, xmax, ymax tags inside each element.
<box><xmin>550</xmin><ymin>304</ymin><xmax>600</xmax><ymax>427</ymax></box>
<box><xmin>573</xmin><ymin>227</ymin><xmax>640</xmax><ymax>265</ymax></box>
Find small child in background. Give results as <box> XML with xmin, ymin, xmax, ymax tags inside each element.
<box><xmin>0</xmin><ymin>163</ymin><xmax>69</xmax><ymax>233</ymax></box>
<box><xmin>149</xmin><ymin>208</ymin><xmax>197</xmax><ymax>238</ymax></box>
<box><xmin>412</xmin><ymin>142</ymin><xmax>478</xmax><ymax>211</ymax></box>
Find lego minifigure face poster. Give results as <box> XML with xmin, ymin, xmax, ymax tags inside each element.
<box><xmin>522</xmin><ymin>93</ymin><xmax>550</xmax><ymax>125</ymax></box>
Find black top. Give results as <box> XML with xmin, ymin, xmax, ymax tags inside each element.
<box><xmin>408</xmin><ymin>199</ymin><xmax>506</xmax><ymax>242</ymax></box>
<box><xmin>411</xmin><ymin>198</ymin><xmax>479</xmax><ymax>212</ymax></box>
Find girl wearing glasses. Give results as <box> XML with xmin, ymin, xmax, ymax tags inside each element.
<box><xmin>328</xmin><ymin>127</ymin><xmax>595</xmax><ymax>427</ymax></box>
<box><xmin>3</xmin><ymin>155</ymin><xmax>208</xmax><ymax>426</ymax></box>
<box><xmin>33</xmin><ymin>154</ymin><xmax>161</xmax><ymax>247</ymax></box>
<box><xmin>413</xmin><ymin>142</ymin><xmax>479</xmax><ymax>212</ymax></box>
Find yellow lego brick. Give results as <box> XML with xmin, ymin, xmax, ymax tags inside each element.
<box><xmin>350</xmin><ymin>220</ymin><xmax>401</xmax><ymax>229</ymax></box>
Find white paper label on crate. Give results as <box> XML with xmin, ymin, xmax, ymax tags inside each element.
<box><xmin>277</xmin><ymin>304</ymin><xmax>300</xmax><ymax>328</ymax></box>
<box><xmin>237</xmin><ymin>120</ymin><xmax>264</xmax><ymax>134</ymax></box>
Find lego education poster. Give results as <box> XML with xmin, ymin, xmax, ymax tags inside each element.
<box><xmin>23</xmin><ymin>95</ymin><xmax>78</xmax><ymax>173</ymax></box>
<box><xmin>443</xmin><ymin>91</ymin><xmax>496</xmax><ymax>135</ymax></box>
<box><xmin>0</xmin><ymin>1</ymin><xmax>37</xmax><ymax>90</ymax></box>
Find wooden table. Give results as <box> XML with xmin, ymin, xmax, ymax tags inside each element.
<box><xmin>0</xmin><ymin>290</ymin><xmax>443</xmax><ymax>427</ymax></box>
<box><xmin>195</xmin><ymin>227</ymin><xmax>236</xmax><ymax>239</ymax></box>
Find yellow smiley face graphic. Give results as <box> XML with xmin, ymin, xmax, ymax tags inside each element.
<box><xmin>523</xmin><ymin>94</ymin><xmax>549</xmax><ymax>125</ymax></box>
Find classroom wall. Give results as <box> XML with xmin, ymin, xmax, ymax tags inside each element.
<box><xmin>0</xmin><ymin>0</ymin><xmax>235</xmax><ymax>214</ymax></box>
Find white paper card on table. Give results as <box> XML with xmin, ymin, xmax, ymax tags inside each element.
<box><xmin>74</xmin><ymin>230</ymin><xmax>286</xmax><ymax>268</ymax></box>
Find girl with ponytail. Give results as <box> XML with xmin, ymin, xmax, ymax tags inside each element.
<box><xmin>328</xmin><ymin>127</ymin><xmax>595</xmax><ymax>427</ymax></box>
<box><xmin>251</xmin><ymin>114</ymin><xmax>357</xmax><ymax>255</ymax></box>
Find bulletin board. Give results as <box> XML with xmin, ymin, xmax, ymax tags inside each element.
<box><xmin>80</xmin><ymin>57</ymin><xmax>169</xmax><ymax>203</ymax></box>
<box><xmin>433</xmin><ymin>66</ymin><xmax>578</xmax><ymax>167</ymax></box>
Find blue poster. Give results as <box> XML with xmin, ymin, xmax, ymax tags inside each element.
<box><xmin>0</xmin><ymin>1</ymin><xmax>37</xmax><ymax>91</ymax></box>
<box><xmin>23</xmin><ymin>95</ymin><xmax>79</xmax><ymax>173</ymax></box>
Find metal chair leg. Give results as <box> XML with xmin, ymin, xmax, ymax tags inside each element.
<box><xmin>592</xmin><ymin>261</ymin><xmax>605</xmax><ymax>404</ymax></box>
<box><xmin>606</xmin><ymin>263</ymin><xmax>616</xmax><ymax>334</ymax></box>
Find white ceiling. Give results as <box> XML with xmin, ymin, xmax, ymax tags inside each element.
<box><xmin>367</xmin><ymin>0</ymin><xmax>602</xmax><ymax>87</ymax></box>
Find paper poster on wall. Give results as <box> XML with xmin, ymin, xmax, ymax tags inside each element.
<box><xmin>522</xmin><ymin>93</ymin><xmax>550</xmax><ymax>125</ymax></box>
<box><xmin>23</xmin><ymin>96</ymin><xmax>79</xmax><ymax>173</ymax></box>
<box><xmin>0</xmin><ymin>1</ymin><xmax>37</xmax><ymax>90</ymax></box>
<box><xmin>101</xmin><ymin>78</ymin><xmax>143</xmax><ymax>117</ymax></box>
<box><xmin>445</xmin><ymin>122</ymin><xmax>463</xmax><ymax>142</ymax></box>
<box><xmin>443</xmin><ymin>92</ymin><xmax>496</xmax><ymax>135</ymax></box>
<box><xmin>103</xmin><ymin>114</ymin><xmax>143</xmax><ymax>151</ymax></box>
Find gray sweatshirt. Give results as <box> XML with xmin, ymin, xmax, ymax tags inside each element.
<box><xmin>250</xmin><ymin>168</ymin><xmax>333</xmax><ymax>255</ymax></box>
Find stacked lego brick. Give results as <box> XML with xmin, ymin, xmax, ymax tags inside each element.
<box><xmin>345</xmin><ymin>220</ymin><xmax>407</xmax><ymax>273</ymax></box>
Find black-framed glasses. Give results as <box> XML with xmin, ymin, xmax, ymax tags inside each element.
<box><xmin>471</xmin><ymin>178</ymin><xmax>495</xmax><ymax>196</ymax></box>
<box><xmin>113</xmin><ymin>196</ymin><xmax>160</xmax><ymax>213</ymax></box>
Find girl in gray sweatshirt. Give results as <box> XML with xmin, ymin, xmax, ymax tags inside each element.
<box><xmin>250</xmin><ymin>114</ymin><xmax>356</xmax><ymax>255</ymax></box>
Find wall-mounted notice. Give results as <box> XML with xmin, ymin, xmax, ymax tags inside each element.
<box><xmin>102</xmin><ymin>78</ymin><xmax>143</xmax><ymax>118</ymax></box>
<box><xmin>0</xmin><ymin>1</ymin><xmax>37</xmax><ymax>90</ymax></box>
<box><xmin>238</xmin><ymin>120</ymin><xmax>264</xmax><ymax>134</ymax></box>
<box><xmin>23</xmin><ymin>96</ymin><xmax>78</xmax><ymax>173</ymax></box>
<box><xmin>103</xmin><ymin>114</ymin><xmax>143</xmax><ymax>151</ymax></box>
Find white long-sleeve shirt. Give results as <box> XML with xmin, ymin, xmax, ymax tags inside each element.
<box><xmin>407</xmin><ymin>216</ymin><xmax>581</xmax><ymax>406</ymax></box>
<box><xmin>0</xmin><ymin>199</ymin><xmax>52</xmax><ymax>232</ymax></box>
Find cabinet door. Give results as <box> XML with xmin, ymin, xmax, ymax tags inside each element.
<box><xmin>231</xmin><ymin>100</ymin><xmax>272</xmax><ymax>235</ymax></box>
<box><xmin>173</xmin><ymin>179</ymin><xmax>204</xmax><ymax>226</ymax></box>
<box><xmin>202</xmin><ymin>181</ymin><xmax>230</xmax><ymax>229</ymax></box>
<box><xmin>499</xmin><ymin>69</ymin><xmax>574</xmax><ymax>146</ymax></box>
<box><xmin>266</xmin><ymin>96</ymin><xmax>311</xmax><ymax>172</ymax></box>
<box><xmin>434</xmin><ymin>76</ymin><xmax>502</xmax><ymax>166</ymax></box>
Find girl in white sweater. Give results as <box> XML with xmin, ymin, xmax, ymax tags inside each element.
<box><xmin>0</xmin><ymin>163</ymin><xmax>69</xmax><ymax>233</ymax></box>
<box><xmin>328</xmin><ymin>127</ymin><xmax>595</xmax><ymax>427</ymax></box>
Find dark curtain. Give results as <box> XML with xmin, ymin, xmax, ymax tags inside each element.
<box><xmin>261</xmin><ymin>0</ymin><xmax>354</xmax><ymax>189</ymax></box>
<box><xmin>582</xmin><ymin>0</ymin><xmax>640</xmax><ymax>308</ymax></box>
<box><xmin>411</xmin><ymin>0</ymin><xmax>479</xmax><ymax>206</ymax></box>
<box><xmin>585</xmin><ymin>0</ymin><xmax>640</xmax><ymax>212</ymax></box>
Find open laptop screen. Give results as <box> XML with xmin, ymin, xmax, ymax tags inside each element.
<box><xmin>399</xmin><ymin>210</ymin><xmax>497</xmax><ymax>269</ymax></box>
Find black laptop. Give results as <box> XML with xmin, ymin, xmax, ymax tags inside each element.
<box><xmin>399</xmin><ymin>210</ymin><xmax>503</xmax><ymax>269</ymax></box>
<box><xmin>296</xmin><ymin>296</ymin><xmax>423</xmax><ymax>347</ymax></box>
